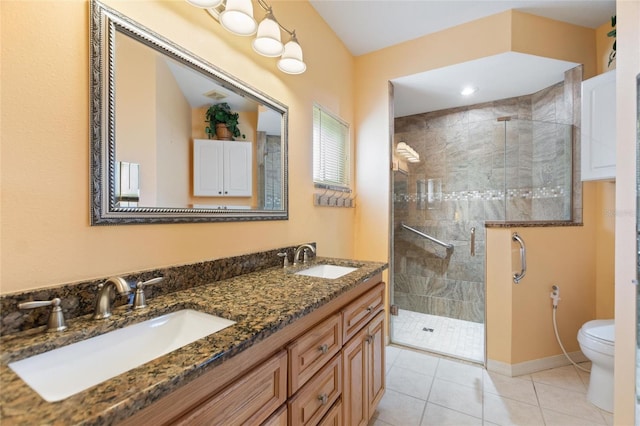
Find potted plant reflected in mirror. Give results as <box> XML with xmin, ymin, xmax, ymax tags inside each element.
<box><xmin>205</xmin><ymin>102</ymin><xmax>246</xmax><ymax>140</ymax></box>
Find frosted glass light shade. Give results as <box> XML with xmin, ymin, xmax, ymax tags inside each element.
<box><xmin>185</xmin><ymin>0</ymin><xmax>223</xmax><ymax>8</ymax></box>
<box><xmin>220</xmin><ymin>0</ymin><xmax>256</xmax><ymax>36</ymax></box>
<box><xmin>252</xmin><ymin>14</ymin><xmax>283</xmax><ymax>57</ymax></box>
<box><xmin>277</xmin><ymin>38</ymin><xmax>306</xmax><ymax>74</ymax></box>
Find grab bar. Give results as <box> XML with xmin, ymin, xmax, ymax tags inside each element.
<box><xmin>512</xmin><ymin>232</ymin><xmax>526</xmax><ymax>284</ymax></box>
<box><xmin>401</xmin><ymin>224</ymin><xmax>454</xmax><ymax>250</ymax></box>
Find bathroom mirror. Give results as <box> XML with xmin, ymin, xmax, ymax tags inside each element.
<box><xmin>90</xmin><ymin>0</ymin><xmax>288</xmax><ymax>224</ymax></box>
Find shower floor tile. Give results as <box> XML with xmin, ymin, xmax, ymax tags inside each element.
<box><xmin>391</xmin><ymin>309</ymin><xmax>484</xmax><ymax>363</ymax></box>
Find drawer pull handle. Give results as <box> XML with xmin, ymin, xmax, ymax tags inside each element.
<box><xmin>366</xmin><ymin>306</ymin><xmax>373</xmax><ymax>313</ymax></box>
<box><xmin>318</xmin><ymin>393</ymin><xmax>328</xmax><ymax>405</ymax></box>
<box><xmin>318</xmin><ymin>343</ymin><xmax>329</xmax><ymax>354</ymax></box>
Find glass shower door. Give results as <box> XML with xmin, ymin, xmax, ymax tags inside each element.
<box><xmin>389</xmin><ymin>118</ymin><xmax>501</xmax><ymax>363</ymax></box>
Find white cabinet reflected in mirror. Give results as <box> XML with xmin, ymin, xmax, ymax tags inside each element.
<box><xmin>193</xmin><ymin>139</ymin><xmax>252</xmax><ymax>200</ymax></box>
<box><xmin>90</xmin><ymin>0</ymin><xmax>288</xmax><ymax>224</ymax></box>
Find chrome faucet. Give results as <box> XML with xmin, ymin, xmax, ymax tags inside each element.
<box><xmin>293</xmin><ymin>244</ymin><xmax>316</xmax><ymax>266</ymax></box>
<box><xmin>93</xmin><ymin>277</ymin><xmax>131</xmax><ymax>320</ymax></box>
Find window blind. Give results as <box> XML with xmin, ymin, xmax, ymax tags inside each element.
<box><xmin>313</xmin><ymin>104</ymin><xmax>350</xmax><ymax>190</ymax></box>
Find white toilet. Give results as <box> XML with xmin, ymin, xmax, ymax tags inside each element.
<box><xmin>577</xmin><ymin>319</ymin><xmax>615</xmax><ymax>413</ymax></box>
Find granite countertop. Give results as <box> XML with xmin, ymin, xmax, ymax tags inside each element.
<box><xmin>0</xmin><ymin>257</ymin><xmax>387</xmax><ymax>426</ymax></box>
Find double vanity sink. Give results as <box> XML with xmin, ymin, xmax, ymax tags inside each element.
<box><xmin>9</xmin><ymin>263</ymin><xmax>357</xmax><ymax>403</ymax></box>
<box><xmin>1</xmin><ymin>257</ymin><xmax>384</xmax><ymax>425</ymax></box>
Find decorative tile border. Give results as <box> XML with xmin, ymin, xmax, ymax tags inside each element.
<box><xmin>394</xmin><ymin>186</ymin><xmax>568</xmax><ymax>203</ymax></box>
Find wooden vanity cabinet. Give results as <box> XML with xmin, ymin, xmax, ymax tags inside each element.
<box><xmin>120</xmin><ymin>274</ymin><xmax>385</xmax><ymax>426</ymax></box>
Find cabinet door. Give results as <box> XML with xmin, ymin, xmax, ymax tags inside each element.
<box><xmin>175</xmin><ymin>351</ymin><xmax>287</xmax><ymax>426</ymax></box>
<box><xmin>193</xmin><ymin>139</ymin><xmax>224</xmax><ymax>196</ymax></box>
<box><xmin>342</xmin><ymin>327</ymin><xmax>368</xmax><ymax>426</ymax></box>
<box><xmin>224</xmin><ymin>141</ymin><xmax>252</xmax><ymax>196</ymax></box>
<box><xmin>581</xmin><ymin>69</ymin><xmax>616</xmax><ymax>181</ymax></box>
<box><xmin>367</xmin><ymin>312</ymin><xmax>385</xmax><ymax>415</ymax></box>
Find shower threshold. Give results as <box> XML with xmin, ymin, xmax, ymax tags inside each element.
<box><xmin>391</xmin><ymin>309</ymin><xmax>484</xmax><ymax>364</ymax></box>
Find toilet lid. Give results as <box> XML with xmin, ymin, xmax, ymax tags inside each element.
<box><xmin>582</xmin><ymin>319</ymin><xmax>614</xmax><ymax>343</ymax></box>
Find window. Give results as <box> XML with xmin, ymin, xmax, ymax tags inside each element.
<box><xmin>313</xmin><ymin>104</ymin><xmax>350</xmax><ymax>190</ymax></box>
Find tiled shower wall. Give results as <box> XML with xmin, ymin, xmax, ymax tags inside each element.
<box><xmin>392</xmin><ymin>66</ymin><xmax>581</xmax><ymax>323</ymax></box>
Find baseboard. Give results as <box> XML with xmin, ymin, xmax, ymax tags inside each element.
<box><xmin>487</xmin><ymin>351</ymin><xmax>588</xmax><ymax>377</ymax></box>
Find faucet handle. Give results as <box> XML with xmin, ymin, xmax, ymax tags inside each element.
<box><xmin>18</xmin><ymin>298</ymin><xmax>67</xmax><ymax>332</ymax></box>
<box><xmin>132</xmin><ymin>276</ymin><xmax>163</xmax><ymax>309</ymax></box>
<box><xmin>277</xmin><ymin>252</ymin><xmax>290</xmax><ymax>268</ymax></box>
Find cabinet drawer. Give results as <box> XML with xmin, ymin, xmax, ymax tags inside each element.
<box><xmin>262</xmin><ymin>404</ymin><xmax>287</xmax><ymax>426</ymax></box>
<box><xmin>175</xmin><ymin>351</ymin><xmax>287</xmax><ymax>426</ymax></box>
<box><xmin>342</xmin><ymin>282</ymin><xmax>385</xmax><ymax>342</ymax></box>
<box><xmin>288</xmin><ymin>354</ymin><xmax>342</xmax><ymax>426</ymax></box>
<box><xmin>318</xmin><ymin>398</ymin><xmax>343</xmax><ymax>426</ymax></box>
<box><xmin>289</xmin><ymin>312</ymin><xmax>342</xmax><ymax>395</ymax></box>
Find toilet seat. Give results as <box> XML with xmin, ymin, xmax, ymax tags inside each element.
<box><xmin>578</xmin><ymin>319</ymin><xmax>614</xmax><ymax>355</ymax></box>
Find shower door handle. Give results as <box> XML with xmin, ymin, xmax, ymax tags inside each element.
<box><xmin>512</xmin><ymin>232</ymin><xmax>527</xmax><ymax>284</ymax></box>
<box><xmin>470</xmin><ymin>227</ymin><xmax>476</xmax><ymax>257</ymax></box>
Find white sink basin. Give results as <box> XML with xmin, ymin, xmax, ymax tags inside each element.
<box><xmin>295</xmin><ymin>264</ymin><xmax>358</xmax><ymax>279</ymax></box>
<box><xmin>8</xmin><ymin>309</ymin><xmax>235</xmax><ymax>402</ymax></box>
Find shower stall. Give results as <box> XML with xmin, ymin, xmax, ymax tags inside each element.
<box><xmin>390</xmin><ymin>110</ymin><xmax>573</xmax><ymax>363</ymax></box>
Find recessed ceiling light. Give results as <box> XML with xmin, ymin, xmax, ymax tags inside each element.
<box><xmin>461</xmin><ymin>86</ymin><xmax>478</xmax><ymax>96</ymax></box>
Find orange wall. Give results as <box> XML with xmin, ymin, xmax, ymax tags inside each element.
<box><xmin>0</xmin><ymin>0</ymin><xmax>356</xmax><ymax>293</ymax></box>
<box><xmin>486</xmin><ymin>183</ymin><xmax>598</xmax><ymax>364</ymax></box>
<box><xmin>596</xmin><ymin>19</ymin><xmax>617</xmax><ymax>74</ymax></box>
<box><xmin>594</xmin><ymin>181</ymin><xmax>616</xmax><ymax>319</ymax></box>
<box><xmin>510</xmin><ymin>11</ymin><xmax>597</xmax><ymax>79</ymax></box>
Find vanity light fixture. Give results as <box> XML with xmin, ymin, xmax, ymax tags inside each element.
<box><xmin>396</xmin><ymin>142</ymin><xmax>420</xmax><ymax>163</ymax></box>
<box><xmin>192</xmin><ymin>0</ymin><xmax>306</xmax><ymax>74</ymax></box>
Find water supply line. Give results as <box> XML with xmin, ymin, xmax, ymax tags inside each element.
<box><xmin>550</xmin><ymin>285</ymin><xmax>590</xmax><ymax>373</ymax></box>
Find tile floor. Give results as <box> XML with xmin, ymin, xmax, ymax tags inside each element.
<box><xmin>370</xmin><ymin>345</ymin><xmax>614</xmax><ymax>426</ymax></box>
<box><xmin>392</xmin><ymin>309</ymin><xmax>484</xmax><ymax>363</ymax></box>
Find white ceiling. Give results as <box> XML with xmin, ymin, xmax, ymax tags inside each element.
<box><xmin>392</xmin><ymin>52</ymin><xmax>579</xmax><ymax>117</ymax></box>
<box><xmin>309</xmin><ymin>0</ymin><xmax>615</xmax><ymax>116</ymax></box>
<box><xmin>309</xmin><ymin>0</ymin><xmax>616</xmax><ymax>57</ymax></box>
